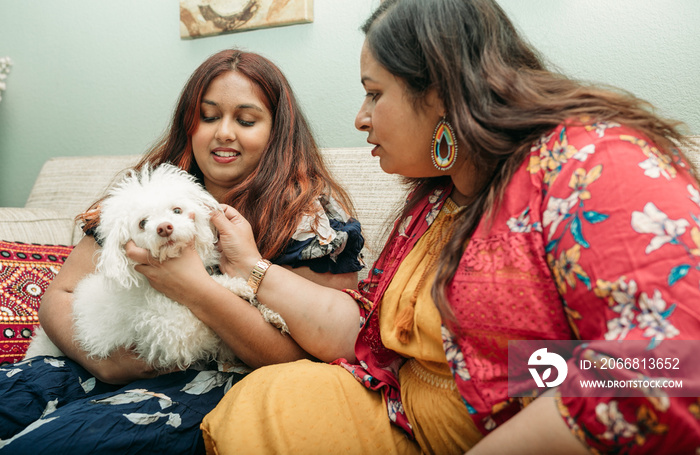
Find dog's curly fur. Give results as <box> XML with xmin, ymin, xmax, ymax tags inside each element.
<box><xmin>25</xmin><ymin>164</ymin><xmax>287</xmax><ymax>369</ymax></box>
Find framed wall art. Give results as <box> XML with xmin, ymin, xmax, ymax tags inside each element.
<box><xmin>180</xmin><ymin>0</ymin><xmax>313</xmax><ymax>39</ymax></box>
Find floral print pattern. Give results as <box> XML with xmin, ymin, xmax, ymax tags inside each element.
<box><xmin>0</xmin><ymin>356</ymin><xmax>244</xmax><ymax>452</ymax></box>
<box><xmin>591</xmin><ymin>400</ymin><xmax>670</xmax><ymax>452</ymax></box>
<box><xmin>526</xmin><ymin>121</ymin><xmax>700</xmax><ymax>453</ymax></box>
<box><xmin>276</xmin><ymin>193</ymin><xmax>365</xmax><ymax>274</ymax></box>
<box><xmin>621</xmin><ymin>135</ymin><xmax>677</xmax><ymax>180</ymax></box>
<box><xmin>341</xmin><ymin>121</ymin><xmax>699</xmax><ymax>452</ymax></box>
<box><xmin>631</xmin><ymin>202</ymin><xmax>690</xmax><ymax>254</ymax></box>
<box><xmin>441</xmin><ymin>326</ymin><xmax>471</xmax><ymax>383</ymax></box>
<box><xmin>506</xmin><ymin>207</ymin><xmax>542</xmax><ymax>233</ymax></box>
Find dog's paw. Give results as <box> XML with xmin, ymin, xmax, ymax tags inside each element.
<box><xmin>256</xmin><ymin>302</ymin><xmax>289</xmax><ymax>335</ymax></box>
<box><xmin>215</xmin><ymin>274</ymin><xmax>256</xmax><ymax>301</ymax></box>
<box><xmin>213</xmin><ymin>273</ymin><xmax>287</xmax><ymax>333</ymax></box>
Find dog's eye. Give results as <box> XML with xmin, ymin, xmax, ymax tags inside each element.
<box><xmin>173</xmin><ymin>207</ymin><xmax>182</xmax><ymax>214</ymax></box>
<box><xmin>139</xmin><ymin>219</ymin><xmax>147</xmax><ymax>230</ymax></box>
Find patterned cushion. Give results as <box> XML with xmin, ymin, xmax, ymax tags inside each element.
<box><xmin>0</xmin><ymin>241</ymin><xmax>73</xmax><ymax>365</ymax></box>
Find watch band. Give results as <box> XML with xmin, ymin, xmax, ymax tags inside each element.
<box><xmin>247</xmin><ymin>258</ymin><xmax>272</xmax><ymax>295</ymax></box>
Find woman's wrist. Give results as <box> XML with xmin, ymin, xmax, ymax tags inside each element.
<box><xmin>220</xmin><ymin>253</ymin><xmax>259</xmax><ymax>279</ymax></box>
<box><xmin>246</xmin><ymin>258</ymin><xmax>272</xmax><ymax>295</ymax></box>
<box><xmin>229</xmin><ymin>255</ymin><xmax>262</xmax><ymax>280</ymax></box>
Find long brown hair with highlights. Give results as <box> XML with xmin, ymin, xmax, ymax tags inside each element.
<box><xmin>362</xmin><ymin>0</ymin><xmax>695</xmax><ymax>322</ymax></box>
<box><xmin>80</xmin><ymin>49</ymin><xmax>354</xmax><ymax>260</ymax></box>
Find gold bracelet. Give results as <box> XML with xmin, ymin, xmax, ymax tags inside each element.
<box><xmin>247</xmin><ymin>258</ymin><xmax>272</xmax><ymax>295</ymax></box>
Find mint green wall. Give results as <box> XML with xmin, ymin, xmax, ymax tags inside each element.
<box><xmin>1</xmin><ymin>0</ymin><xmax>698</xmax><ymax>207</ymax></box>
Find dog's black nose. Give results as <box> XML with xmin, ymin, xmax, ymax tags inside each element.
<box><xmin>157</xmin><ymin>222</ymin><xmax>174</xmax><ymax>237</ymax></box>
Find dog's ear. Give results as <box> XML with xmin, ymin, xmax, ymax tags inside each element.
<box><xmin>194</xmin><ymin>192</ymin><xmax>221</xmax><ymax>259</ymax></box>
<box><xmin>198</xmin><ymin>187</ymin><xmax>221</xmax><ymax>214</ymax></box>
<box><xmin>97</xmin><ymin>220</ymin><xmax>140</xmax><ymax>289</ymax></box>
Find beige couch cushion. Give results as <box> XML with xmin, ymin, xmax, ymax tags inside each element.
<box><xmin>322</xmin><ymin>148</ymin><xmax>406</xmax><ymax>272</ymax></box>
<box><xmin>25</xmin><ymin>155</ymin><xmax>141</xmax><ymax>214</ymax></box>
<box><xmin>0</xmin><ymin>208</ymin><xmax>75</xmax><ymax>245</ymax></box>
<box><xmin>23</xmin><ymin>155</ymin><xmax>141</xmax><ymax>245</ymax></box>
<box><xmin>684</xmin><ymin>135</ymin><xmax>700</xmax><ymax>169</ymax></box>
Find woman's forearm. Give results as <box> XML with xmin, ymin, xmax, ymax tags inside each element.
<box><xmin>252</xmin><ymin>264</ymin><xmax>361</xmax><ymax>363</ymax></box>
<box><xmin>176</xmin><ymin>266</ymin><xmax>360</xmax><ymax>365</ymax></box>
<box><xmin>176</xmin><ymin>276</ymin><xmax>312</xmax><ymax>368</ymax></box>
<box><xmin>468</xmin><ymin>391</ymin><xmax>589</xmax><ymax>455</ymax></box>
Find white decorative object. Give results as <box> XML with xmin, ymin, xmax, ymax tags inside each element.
<box><xmin>0</xmin><ymin>57</ymin><xmax>12</xmax><ymax>103</ymax></box>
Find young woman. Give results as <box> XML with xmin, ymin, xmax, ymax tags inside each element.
<box><xmin>0</xmin><ymin>49</ymin><xmax>363</xmax><ymax>454</ymax></box>
<box><xmin>200</xmin><ymin>1</ymin><xmax>700</xmax><ymax>454</ymax></box>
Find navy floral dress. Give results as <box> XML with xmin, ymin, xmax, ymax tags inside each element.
<box><xmin>0</xmin><ymin>195</ymin><xmax>363</xmax><ymax>454</ymax></box>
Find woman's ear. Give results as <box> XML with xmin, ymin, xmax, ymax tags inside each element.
<box><xmin>425</xmin><ymin>87</ymin><xmax>446</xmax><ymax>118</ymax></box>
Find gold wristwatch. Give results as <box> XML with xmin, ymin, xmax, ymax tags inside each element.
<box><xmin>247</xmin><ymin>258</ymin><xmax>272</xmax><ymax>295</ymax></box>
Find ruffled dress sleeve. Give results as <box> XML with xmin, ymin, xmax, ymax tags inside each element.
<box><xmin>532</xmin><ymin>122</ymin><xmax>700</xmax><ymax>453</ymax></box>
<box><xmin>273</xmin><ymin>194</ymin><xmax>365</xmax><ymax>275</ymax></box>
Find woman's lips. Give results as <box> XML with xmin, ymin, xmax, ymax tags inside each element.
<box><xmin>211</xmin><ymin>148</ymin><xmax>240</xmax><ymax>163</ymax></box>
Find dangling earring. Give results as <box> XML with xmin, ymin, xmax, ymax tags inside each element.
<box><xmin>431</xmin><ymin>117</ymin><xmax>458</xmax><ymax>171</ymax></box>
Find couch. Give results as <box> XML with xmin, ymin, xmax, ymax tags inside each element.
<box><xmin>0</xmin><ymin>148</ymin><xmax>406</xmax><ymax>364</ymax></box>
<box><xmin>2</xmin><ymin>138</ymin><xmax>699</xmax><ymax>364</ymax></box>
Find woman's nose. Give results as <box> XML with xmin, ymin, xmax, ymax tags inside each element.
<box><xmin>354</xmin><ymin>102</ymin><xmax>371</xmax><ymax>132</ymax></box>
<box><xmin>215</xmin><ymin>118</ymin><xmax>236</xmax><ymax>142</ymax></box>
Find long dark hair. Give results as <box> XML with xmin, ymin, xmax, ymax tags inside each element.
<box><xmin>362</xmin><ymin>0</ymin><xmax>692</xmax><ymax>320</ymax></box>
<box><xmin>81</xmin><ymin>49</ymin><xmax>354</xmax><ymax>260</ymax></box>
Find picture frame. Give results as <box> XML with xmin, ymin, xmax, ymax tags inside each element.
<box><xmin>180</xmin><ymin>0</ymin><xmax>314</xmax><ymax>39</ymax></box>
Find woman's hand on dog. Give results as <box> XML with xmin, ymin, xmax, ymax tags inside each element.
<box><xmin>125</xmin><ymin>240</ymin><xmax>211</xmax><ymax>303</ymax></box>
<box><xmin>211</xmin><ymin>204</ymin><xmax>263</xmax><ymax>279</ymax></box>
<box><xmin>123</xmin><ymin>204</ymin><xmax>264</xmax><ymax>313</ymax></box>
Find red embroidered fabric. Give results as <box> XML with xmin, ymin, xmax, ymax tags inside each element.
<box><xmin>449</xmin><ymin>230</ymin><xmax>573</xmax><ymax>410</ymax></box>
<box><xmin>0</xmin><ymin>241</ymin><xmax>73</xmax><ymax>365</ymax></box>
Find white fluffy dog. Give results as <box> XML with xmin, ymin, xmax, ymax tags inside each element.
<box><xmin>25</xmin><ymin>163</ymin><xmax>287</xmax><ymax>370</ymax></box>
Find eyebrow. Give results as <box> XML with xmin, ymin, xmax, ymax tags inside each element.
<box><xmin>360</xmin><ymin>76</ymin><xmax>376</xmax><ymax>86</ymax></box>
<box><xmin>201</xmin><ymin>99</ymin><xmax>264</xmax><ymax>112</ymax></box>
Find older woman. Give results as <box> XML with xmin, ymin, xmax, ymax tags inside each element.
<box><xmin>202</xmin><ymin>1</ymin><xmax>700</xmax><ymax>453</ymax></box>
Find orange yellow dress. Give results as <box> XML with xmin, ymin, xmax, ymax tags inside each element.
<box><xmin>201</xmin><ymin>198</ymin><xmax>482</xmax><ymax>454</ymax></box>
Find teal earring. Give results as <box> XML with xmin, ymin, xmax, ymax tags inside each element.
<box><xmin>431</xmin><ymin>117</ymin><xmax>458</xmax><ymax>171</ymax></box>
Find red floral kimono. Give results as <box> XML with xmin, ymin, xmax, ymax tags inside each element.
<box><xmin>335</xmin><ymin>122</ymin><xmax>700</xmax><ymax>454</ymax></box>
